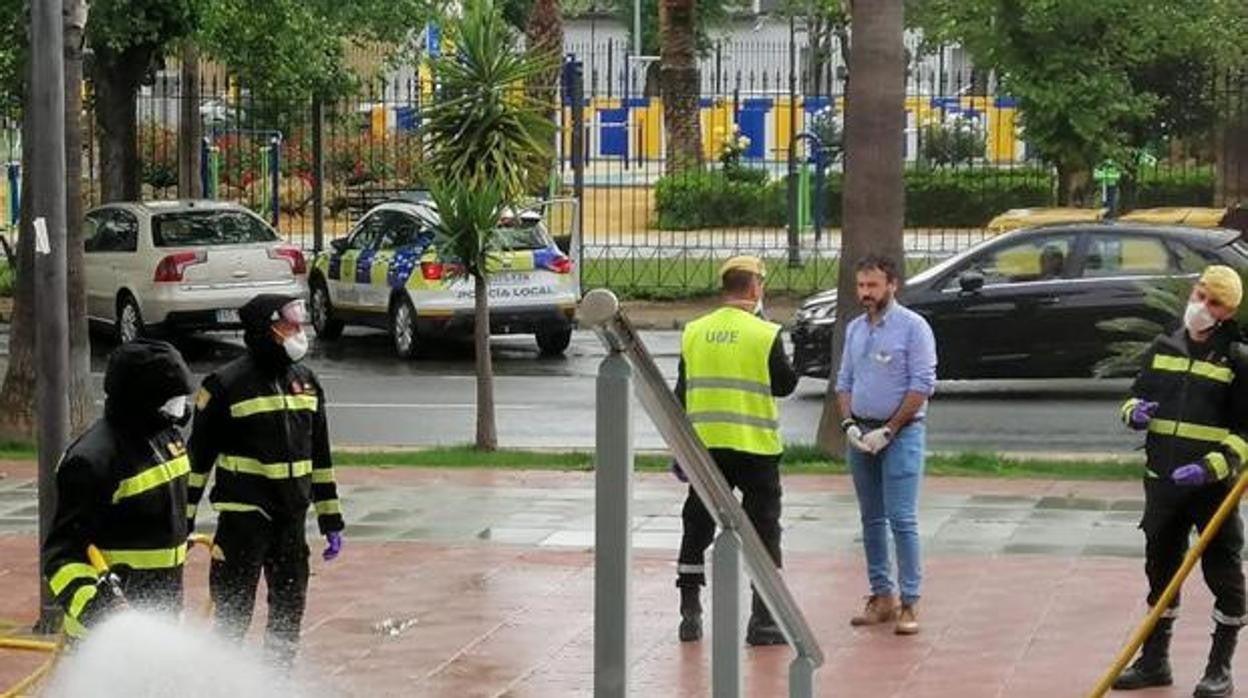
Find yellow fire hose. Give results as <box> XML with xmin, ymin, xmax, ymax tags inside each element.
<box><xmin>1</xmin><ymin>538</ymin><xmax>217</xmax><ymax>697</ymax></box>
<box><xmin>1086</xmin><ymin>467</ymin><xmax>1248</xmax><ymax>698</ymax></box>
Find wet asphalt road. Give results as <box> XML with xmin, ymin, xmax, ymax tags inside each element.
<box><xmin>0</xmin><ymin>326</ymin><xmax>1139</xmax><ymax>455</ymax></box>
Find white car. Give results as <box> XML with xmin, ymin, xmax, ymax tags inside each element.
<box><xmin>309</xmin><ymin>198</ymin><xmax>581</xmax><ymax>358</ymax></box>
<box><xmin>84</xmin><ymin>200</ymin><xmax>308</xmax><ymax>343</ymax></box>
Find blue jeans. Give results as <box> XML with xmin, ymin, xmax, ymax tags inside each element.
<box><xmin>848</xmin><ymin>422</ymin><xmax>925</xmax><ymax>605</ymax></box>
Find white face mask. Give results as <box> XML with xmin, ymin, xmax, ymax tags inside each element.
<box><xmin>1184</xmin><ymin>301</ymin><xmax>1218</xmax><ymax>335</ymax></box>
<box><xmin>159</xmin><ymin>394</ymin><xmax>188</xmax><ymax>420</ymax></box>
<box><xmin>283</xmin><ymin>329</ymin><xmax>309</xmax><ymax>362</ymax></box>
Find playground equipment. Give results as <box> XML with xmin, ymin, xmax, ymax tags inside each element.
<box><xmin>0</xmin><ymin>535</ymin><xmax>218</xmax><ymax>698</ymax></box>
<box><xmin>201</xmin><ymin>131</ymin><xmax>282</xmax><ymax>227</ymax></box>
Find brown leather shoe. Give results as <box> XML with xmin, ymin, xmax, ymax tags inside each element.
<box><xmin>850</xmin><ymin>595</ymin><xmax>898</xmax><ymax>627</ymax></box>
<box><xmin>895</xmin><ymin>603</ymin><xmax>919</xmax><ymax>635</ymax></box>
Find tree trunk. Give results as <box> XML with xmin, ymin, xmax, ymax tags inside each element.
<box><xmin>178</xmin><ymin>42</ymin><xmax>202</xmax><ymax>199</ymax></box>
<box><xmin>525</xmin><ymin>0</ymin><xmax>562</xmax><ymax>196</ymax></box>
<box><xmin>660</xmin><ymin>0</ymin><xmax>702</xmax><ymax>176</ymax></box>
<box><xmin>0</xmin><ymin>111</ymin><xmax>37</xmax><ymax>442</ymax></box>
<box><xmin>1056</xmin><ymin>161</ymin><xmax>1091</xmax><ymax>207</ymax></box>
<box><xmin>817</xmin><ymin>0</ymin><xmax>907</xmax><ymax>455</ymax></box>
<box><xmin>64</xmin><ymin>0</ymin><xmax>91</xmax><ymax>434</ymax></box>
<box><xmin>93</xmin><ymin>56</ymin><xmax>145</xmax><ymax>203</ymax></box>
<box><xmin>474</xmin><ymin>273</ymin><xmax>497</xmax><ymax>451</ymax></box>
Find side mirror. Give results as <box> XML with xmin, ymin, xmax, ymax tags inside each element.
<box><xmin>959</xmin><ymin>271</ymin><xmax>985</xmax><ymax>293</ymax></box>
<box><xmin>329</xmin><ymin>238</ymin><xmax>349</xmax><ymax>254</ymax></box>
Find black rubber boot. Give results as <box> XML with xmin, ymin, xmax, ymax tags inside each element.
<box><xmin>745</xmin><ymin>592</ymin><xmax>787</xmax><ymax>647</ymax></box>
<box><xmin>1194</xmin><ymin>623</ymin><xmax>1238</xmax><ymax>698</ymax></box>
<box><xmin>1113</xmin><ymin>618</ymin><xmax>1175</xmax><ymax>690</ymax></box>
<box><xmin>679</xmin><ymin>586</ymin><xmax>702</xmax><ymax>642</ymax></box>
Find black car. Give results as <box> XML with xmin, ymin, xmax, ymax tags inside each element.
<box><xmin>791</xmin><ymin>223</ymin><xmax>1248</xmax><ymax>380</ymax></box>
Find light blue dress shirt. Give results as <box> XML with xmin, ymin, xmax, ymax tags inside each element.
<box><xmin>835</xmin><ymin>302</ymin><xmax>938</xmax><ymax>422</ymax></box>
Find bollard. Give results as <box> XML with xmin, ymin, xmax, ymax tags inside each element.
<box><xmin>594</xmin><ymin>350</ymin><xmax>632</xmax><ymax>698</ymax></box>
<box><xmin>712</xmin><ymin>529</ymin><xmax>743</xmax><ymax>698</ymax></box>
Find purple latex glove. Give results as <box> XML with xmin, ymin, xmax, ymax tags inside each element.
<box><xmin>1172</xmin><ymin>463</ymin><xmax>1209</xmax><ymax>486</ymax></box>
<box><xmin>1128</xmin><ymin>400</ymin><xmax>1160</xmax><ymax>430</ymax></box>
<box><xmin>322</xmin><ymin>531</ymin><xmax>343</xmax><ymax>561</ymax></box>
<box><xmin>670</xmin><ymin>460</ymin><xmax>688</xmax><ymax>483</ymax></box>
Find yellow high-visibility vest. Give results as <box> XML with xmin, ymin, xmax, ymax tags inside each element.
<box><xmin>681</xmin><ymin>307</ymin><xmax>782</xmax><ymax>456</ymax></box>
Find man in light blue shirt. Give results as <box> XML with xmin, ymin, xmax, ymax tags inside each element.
<box><xmin>835</xmin><ymin>254</ymin><xmax>937</xmax><ymax>635</ymax></box>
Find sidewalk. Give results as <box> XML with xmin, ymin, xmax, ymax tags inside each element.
<box><xmin>1</xmin><ymin>463</ymin><xmax>1240</xmax><ymax>697</ymax></box>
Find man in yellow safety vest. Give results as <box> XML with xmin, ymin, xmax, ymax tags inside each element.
<box><xmin>673</xmin><ymin>255</ymin><xmax>797</xmax><ymax>646</ymax></box>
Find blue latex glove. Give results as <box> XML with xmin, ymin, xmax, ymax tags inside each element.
<box><xmin>670</xmin><ymin>460</ymin><xmax>688</xmax><ymax>483</ymax></box>
<box><xmin>322</xmin><ymin>531</ymin><xmax>343</xmax><ymax>561</ymax></box>
<box><xmin>1128</xmin><ymin>400</ymin><xmax>1159</xmax><ymax>430</ymax></box>
<box><xmin>1172</xmin><ymin>463</ymin><xmax>1209</xmax><ymax>486</ymax></box>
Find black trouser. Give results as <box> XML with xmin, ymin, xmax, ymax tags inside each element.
<box><xmin>1141</xmin><ymin>478</ymin><xmax>1246</xmax><ymax>625</ymax></box>
<box><xmin>677</xmin><ymin>449</ymin><xmax>782</xmax><ymax>589</ymax></box>
<box><xmin>119</xmin><ymin>567</ymin><xmax>185</xmax><ymax>614</ymax></box>
<box><xmin>209</xmin><ymin>511</ymin><xmax>310</xmax><ymax>668</ymax></box>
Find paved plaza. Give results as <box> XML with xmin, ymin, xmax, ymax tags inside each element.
<box><xmin>2</xmin><ymin>461</ymin><xmax>1244</xmax><ymax>696</ymax></box>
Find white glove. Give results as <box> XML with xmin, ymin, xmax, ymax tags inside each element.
<box><xmin>861</xmin><ymin>427</ymin><xmax>893</xmax><ymax>455</ymax></box>
<box><xmin>845</xmin><ymin>424</ymin><xmax>870</xmax><ymax>453</ymax></box>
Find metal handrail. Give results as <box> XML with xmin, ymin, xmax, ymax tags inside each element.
<box><xmin>580</xmin><ymin>288</ymin><xmax>825</xmax><ymax>692</ymax></box>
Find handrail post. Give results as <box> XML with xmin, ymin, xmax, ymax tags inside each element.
<box><xmin>594</xmin><ymin>350</ymin><xmax>633</xmax><ymax>698</ymax></box>
<box><xmin>712</xmin><ymin>529</ymin><xmax>743</xmax><ymax>698</ymax></box>
<box><xmin>789</xmin><ymin>655</ymin><xmax>817</xmax><ymax>698</ymax></box>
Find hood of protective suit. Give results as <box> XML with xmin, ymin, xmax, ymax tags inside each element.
<box><xmin>240</xmin><ymin>293</ymin><xmax>300</xmax><ymax>373</ymax></box>
<box><xmin>103</xmin><ymin>339</ymin><xmax>194</xmax><ymax>435</ymax></box>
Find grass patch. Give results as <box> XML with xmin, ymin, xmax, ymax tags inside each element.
<box><xmin>581</xmin><ymin>254</ymin><xmax>934</xmax><ymax>299</ymax></box>
<box><xmin>1</xmin><ymin>442</ymin><xmax>1144</xmax><ymax>481</ymax></box>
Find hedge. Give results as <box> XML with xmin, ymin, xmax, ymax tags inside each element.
<box><xmin>654</xmin><ymin>167</ymin><xmax>1219</xmax><ymax>230</ymax></box>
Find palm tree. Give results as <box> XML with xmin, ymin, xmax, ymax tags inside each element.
<box><xmin>421</xmin><ymin>0</ymin><xmax>557</xmax><ymax>451</ymax></box>
<box><xmin>660</xmin><ymin>0</ymin><xmax>702</xmax><ymax>175</ymax></box>
<box><xmin>817</xmin><ymin>0</ymin><xmax>908</xmax><ymax>454</ymax></box>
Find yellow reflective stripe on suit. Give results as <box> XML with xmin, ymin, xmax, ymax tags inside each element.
<box><xmin>63</xmin><ymin>612</ymin><xmax>88</xmax><ymax>639</ymax></box>
<box><xmin>1223</xmin><ymin>434</ymin><xmax>1248</xmax><ymax>464</ymax></box>
<box><xmin>112</xmin><ymin>455</ymin><xmax>190</xmax><ymax>504</ymax></box>
<box><xmin>67</xmin><ymin>584</ymin><xmax>98</xmax><ymax>619</ymax></box>
<box><xmin>1148</xmin><ymin>418</ymin><xmax>1229</xmax><ymax>443</ymax></box>
<box><xmin>99</xmin><ymin>545</ymin><xmax>186</xmax><ymax>570</ymax></box>
<box><xmin>1207</xmin><ymin>452</ymin><xmax>1232</xmax><ymax>480</ymax></box>
<box><xmin>315</xmin><ymin>499</ymin><xmax>342</xmax><ymax>516</ymax></box>
<box><xmin>311</xmin><ymin>468</ymin><xmax>336</xmax><ymax>484</ymax></box>
<box><xmin>1121</xmin><ymin>398</ymin><xmax>1140</xmax><ymax>423</ymax></box>
<box><xmin>217</xmin><ymin>455</ymin><xmax>313</xmax><ymax>479</ymax></box>
<box><xmin>49</xmin><ymin>562</ymin><xmax>99</xmax><ymax>596</ymax></box>
<box><xmin>1150</xmin><ymin>354</ymin><xmax>1233</xmax><ymax>384</ymax></box>
<box><xmin>229</xmin><ymin>394</ymin><xmax>319</xmax><ymax>418</ymax></box>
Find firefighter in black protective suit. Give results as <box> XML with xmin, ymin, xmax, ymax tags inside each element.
<box><xmin>187</xmin><ymin>293</ymin><xmax>344</xmax><ymax>669</ymax></box>
<box><xmin>1114</xmin><ymin>265</ymin><xmax>1248</xmax><ymax>697</ymax></box>
<box><xmin>43</xmin><ymin>339</ymin><xmax>196</xmax><ymax>640</ymax></box>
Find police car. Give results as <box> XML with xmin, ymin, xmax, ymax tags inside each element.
<box><xmin>308</xmin><ymin>199</ymin><xmax>580</xmax><ymax>358</ymax></box>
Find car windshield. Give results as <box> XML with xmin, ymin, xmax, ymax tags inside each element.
<box><xmin>494</xmin><ymin>217</ymin><xmax>549</xmax><ymax>250</ymax></box>
<box><xmin>153</xmin><ymin>210</ymin><xmax>279</xmax><ymax>247</ymax></box>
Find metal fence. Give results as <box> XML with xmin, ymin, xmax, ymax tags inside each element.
<box><xmin>2</xmin><ymin>40</ymin><xmax>1241</xmax><ymax>296</ymax></box>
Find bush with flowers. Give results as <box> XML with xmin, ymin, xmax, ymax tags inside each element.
<box><xmin>716</xmin><ymin>124</ymin><xmax>765</xmax><ymax>183</ymax></box>
<box><xmin>921</xmin><ymin>111</ymin><xmax>986</xmax><ymax>166</ymax></box>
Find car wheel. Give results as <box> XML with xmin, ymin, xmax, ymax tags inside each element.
<box><xmin>536</xmin><ymin>328</ymin><xmax>572</xmax><ymax>356</ymax></box>
<box><xmin>390</xmin><ymin>295</ymin><xmax>419</xmax><ymax>360</ymax></box>
<box><xmin>310</xmin><ymin>279</ymin><xmax>344</xmax><ymax>340</ymax></box>
<box><xmin>115</xmin><ymin>293</ymin><xmax>144</xmax><ymax>344</ymax></box>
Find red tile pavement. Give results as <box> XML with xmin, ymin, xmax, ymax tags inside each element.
<box><xmin>2</xmin><ymin>532</ymin><xmax>1242</xmax><ymax>697</ymax></box>
<box><xmin>0</xmin><ymin>464</ymin><xmax>1227</xmax><ymax>697</ymax></box>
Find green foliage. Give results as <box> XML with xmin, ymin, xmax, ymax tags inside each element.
<box><xmin>912</xmin><ymin>0</ymin><xmax>1247</xmax><ymax>179</ymax></box>
<box><xmin>655</xmin><ymin>169</ymin><xmax>1053</xmax><ymax>230</ymax></box>
<box><xmin>904</xmin><ymin>169</ymin><xmax>1051</xmax><ymax>227</ymax></box>
<box><xmin>921</xmin><ymin>114</ymin><xmax>986</xmax><ymax>166</ymax></box>
<box><xmin>607</xmin><ymin>0</ymin><xmax>745</xmax><ymax>56</ymax></box>
<box><xmin>0</xmin><ymin>0</ymin><xmax>23</xmax><ymax>115</ymax></box>
<box><xmin>421</xmin><ymin>0</ymin><xmax>557</xmax><ymax>201</ymax></box>
<box><xmin>654</xmin><ymin>170</ymin><xmax>787</xmax><ymax>230</ymax></box>
<box><xmin>428</xmin><ymin>180</ymin><xmax>507</xmax><ymax>279</ymax></box>
<box><xmin>87</xmin><ymin>0</ymin><xmax>198</xmax><ymax>60</ymax></box>
<box><xmin>1123</xmin><ymin>168</ymin><xmax>1215</xmax><ymax>208</ymax></box>
<box><xmin>0</xmin><ymin>257</ymin><xmax>13</xmax><ymax>298</ymax></box>
<box><xmin>197</xmin><ymin>0</ymin><xmax>439</xmax><ymax>102</ymax></box>
<box><xmin>138</xmin><ymin>123</ymin><xmax>178</xmax><ymax>190</ymax></box>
